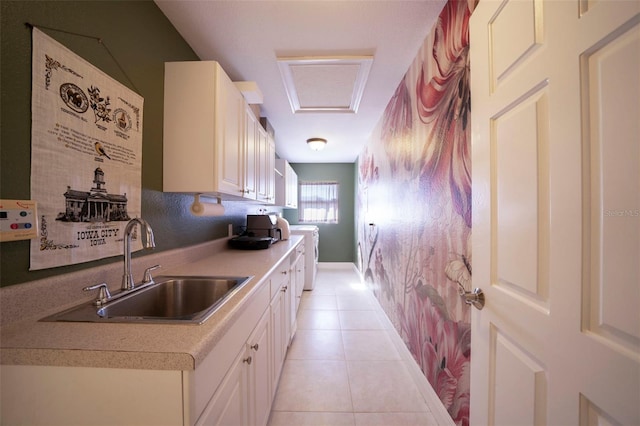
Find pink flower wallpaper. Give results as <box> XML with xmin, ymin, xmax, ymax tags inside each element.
<box><xmin>357</xmin><ymin>1</ymin><xmax>475</xmax><ymax>424</ymax></box>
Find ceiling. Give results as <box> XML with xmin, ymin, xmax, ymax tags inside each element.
<box><xmin>154</xmin><ymin>0</ymin><xmax>446</xmax><ymax>163</ymax></box>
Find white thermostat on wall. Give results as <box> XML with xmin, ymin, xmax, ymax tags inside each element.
<box><xmin>0</xmin><ymin>199</ymin><xmax>39</xmax><ymax>242</ymax></box>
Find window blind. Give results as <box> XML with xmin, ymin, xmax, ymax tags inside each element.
<box><xmin>298</xmin><ymin>181</ymin><xmax>339</xmax><ymax>223</ymax></box>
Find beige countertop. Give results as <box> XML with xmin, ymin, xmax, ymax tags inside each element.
<box><xmin>0</xmin><ymin>236</ymin><xmax>302</xmax><ymax>371</ymax></box>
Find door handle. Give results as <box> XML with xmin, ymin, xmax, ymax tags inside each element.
<box><xmin>461</xmin><ymin>288</ymin><xmax>485</xmax><ymax>310</ymax></box>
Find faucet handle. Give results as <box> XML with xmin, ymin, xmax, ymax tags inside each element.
<box><xmin>143</xmin><ymin>264</ymin><xmax>161</xmax><ymax>284</ymax></box>
<box><xmin>83</xmin><ymin>283</ymin><xmax>111</xmax><ymax>306</ymax></box>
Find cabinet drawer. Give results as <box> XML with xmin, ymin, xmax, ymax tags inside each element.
<box><xmin>270</xmin><ymin>261</ymin><xmax>290</xmax><ymax>300</ymax></box>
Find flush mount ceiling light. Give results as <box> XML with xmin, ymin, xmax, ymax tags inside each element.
<box><xmin>277</xmin><ymin>56</ymin><xmax>373</xmax><ymax>114</ymax></box>
<box><xmin>307</xmin><ymin>138</ymin><xmax>327</xmax><ymax>151</ymax></box>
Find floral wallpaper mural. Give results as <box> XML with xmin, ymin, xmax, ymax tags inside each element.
<box><xmin>356</xmin><ymin>1</ymin><xmax>475</xmax><ymax>424</ymax></box>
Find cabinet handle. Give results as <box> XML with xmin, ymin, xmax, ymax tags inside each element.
<box><xmin>281</xmin><ymin>285</ymin><xmax>288</xmax><ymax>292</ymax></box>
<box><xmin>243</xmin><ymin>356</ymin><xmax>252</xmax><ymax>365</ymax></box>
<box><xmin>251</xmin><ymin>344</ymin><xmax>259</xmax><ymax>351</ymax></box>
<box><xmin>281</xmin><ymin>270</ymin><xmax>287</xmax><ymax>275</ymax></box>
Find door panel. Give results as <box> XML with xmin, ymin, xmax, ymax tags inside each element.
<box><xmin>491</xmin><ymin>326</ymin><xmax>546</xmax><ymax>426</ymax></box>
<box><xmin>582</xmin><ymin>16</ymin><xmax>640</xmax><ymax>356</ymax></box>
<box><xmin>471</xmin><ymin>1</ymin><xmax>640</xmax><ymax>425</ymax></box>
<box><xmin>493</xmin><ymin>85</ymin><xmax>550</xmax><ymax>305</ymax></box>
<box><xmin>489</xmin><ymin>0</ymin><xmax>543</xmax><ymax>89</ymax></box>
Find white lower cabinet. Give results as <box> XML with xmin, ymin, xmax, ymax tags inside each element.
<box><xmin>268</xmin><ymin>247</ymin><xmax>306</xmax><ymax>396</ymax></box>
<box><xmin>0</xmin><ymin>243</ymin><xmax>303</xmax><ymax>426</ymax></box>
<box><xmin>197</xmin><ymin>308</ymin><xmax>270</xmax><ymax>426</ymax></box>
<box><xmin>269</xmin><ymin>260</ymin><xmax>290</xmax><ymax>394</ymax></box>
<box><xmin>196</xmin><ymin>344</ymin><xmax>248</xmax><ymax>426</ymax></box>
<box><xmin>195</xmin><ymin>255</ymin><xmax>298</xmax><ymax>426</ymax></box>
<box><xmin>246</xmin><ymin>308</ymin><xmax>272</xmax><ymax>426</ymax></box>
<box><xmin>0</xmin><ymin>365</ymin><xmax>184</xmax><ymax>425</ymax></box>
<box><xmin>292</xmin><ymin>244</ymin><xmax>305</xmax><ymax>315</ymax></box>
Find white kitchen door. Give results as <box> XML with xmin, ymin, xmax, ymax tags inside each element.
<box><xmin>470</xmin><ymin>0</ymin><xmax>640</xmax><ymax>425</ymax></box>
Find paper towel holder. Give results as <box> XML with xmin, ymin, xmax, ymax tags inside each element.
<box><xmin>190</xmin><ymin>194</ymin><xmax>225</xmax><ymax>216</ymax></box>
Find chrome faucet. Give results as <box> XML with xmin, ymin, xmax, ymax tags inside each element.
<box><xmin>121</xmin><ymin>218</ymin><xmax>156</xmax><ymax>291</ymax></box>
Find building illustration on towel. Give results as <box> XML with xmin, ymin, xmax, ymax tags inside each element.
<box><xmin>56</xmin><ymin>167</ymin><xmax>130</xmax><ymax>222</ymax></box>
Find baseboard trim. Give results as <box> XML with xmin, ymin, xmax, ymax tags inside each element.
<box><xmin>387</xmin><ymin>330</ymin><xmax>456</xmax><ymax>426</ymax></box>
<box><xmin>317</xmin><ymin>262</ymin><xmax>358</xmax><ymax>272</ymax></box>
<box><xmin>362</xmin><ymin>273</ymin><xmax>456</xmax><ymax>426</ymax></box>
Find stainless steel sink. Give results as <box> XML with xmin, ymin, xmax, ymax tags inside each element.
<box><xmin>41</xmin><ymin>276</ymin><xmax>252</xmax><ymax>324</ymax></box>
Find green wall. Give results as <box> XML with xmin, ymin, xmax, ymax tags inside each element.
<box><xmin>283</xmin><ymin>163</ymin><xmax>356</xmax><ymax>263</ymax></box>
<box><xmin>0</xmin><ymin>0</ymin><xmax>270</xmax><ymax>287</ymax></box>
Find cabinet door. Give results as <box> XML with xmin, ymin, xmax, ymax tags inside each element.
<box><xmin>270</xmin><ymin>287</ymin><xmax>285</xmax><ymax>393</ymax></box>
<box><xmin>217</xmin><ymin>72</ymin><xmax>245</xmax><ymax>197</ymax></box>
<box><xmin>270</xmin><ymin>267</ymin><xmax>290</xmax><ymax>389</ymax></box>
<box><xmin>164</xmin><ymin>61</ymin><xmax>245</xmax><ymax>197</ymax></box>
<box><xmin>285</xmin><ymin>162</ymin><xmax>298</xmax><ymax>208</ymax></box>
<box><xmin>163</xmin><ymin>61</ymin><xmax>218</xmax><ymax>193</ymax></box>
<box><xmin>256</xmin><ymin>126</ymin><xmax>269</xmax><ymax>203</ymax></box>
<box><xmin>288</xmin><ymin>260</ymin><xmax>298</xmax><ymax>339</ymax></box>
<box><xmin>243</xmin><ymin>106</ymin><xmax>258</xmax><ymax>200</ymax></box>
<box><xmin>294</xmin><ymin>248</ymin><xmax>305</xmax><ymax>314</ymax></box>
<box><xmin>256</xmin><ymin>128</ymin><xmax>276</xmax><ymax>205</ymax></box>
<box><xmin>247</xmin><ymin>309</ymin><xmax>271</xmax><ymax>426</ymax></box>
<box><xmin>197</xmin><ymin>346</ymin><xmax>248</xmax><ymax>426</ymax></box>
<box><xmin>283</xmin><ymin>276</ymin><xmax>292</xmax><ymax>350</ymax></box>
<box><xmin>274</xmin><ymin>159</ymin><xmax>297</xmax><ymax>208</ymax></box>
<box><xmin>265</xmin><ymin>135</ymin><xmax>276</xmax><ymax>204</ymax></box>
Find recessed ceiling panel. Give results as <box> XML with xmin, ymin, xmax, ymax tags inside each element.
<box><xmin>278</xmin><ymin>56</ymin><xmax>373</xmax><ymax>113</ymax></box>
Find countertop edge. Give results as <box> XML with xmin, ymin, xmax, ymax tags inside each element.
<box><xmin>0</xmin><ymin>348</ymin><xmax>195</xmax><ymax>370</ymax></box>
<box><xmin>0</xmin><ymin>236</ymin><xmax>303</xmax><ymax>371</ymax></box>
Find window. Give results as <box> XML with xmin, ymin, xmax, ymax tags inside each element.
<box><xmin>298</xmin><ymin>181</ymin><xmax>339</xmax><ymax>223</ymax></box>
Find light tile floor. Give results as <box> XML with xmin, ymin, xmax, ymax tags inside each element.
<box><xmin>268</xmin><ymin>265</ymin><xmax>451</xmax><ymax>426</ymax></box>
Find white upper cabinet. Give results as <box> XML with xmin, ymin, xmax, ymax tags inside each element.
<box><xmin>242</xmin><ymin>105</ymin><xmax>259</xmax><ymax>200</ymax></box>
<box><xmin>256</xmin><ymin>126</ymin><xmax>275</xmax><ymax>204</ymax></box>
<box><xmin>275</xmin><ymin>159</ymin><xmax>297</xmax><ymax>209</ymax></box>
<box><xmin>163</xmin><ymin>61</ymin><xmax>246</xmax><ymax>198</ymax></box>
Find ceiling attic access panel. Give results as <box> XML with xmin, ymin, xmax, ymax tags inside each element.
<box><xmin>277</xmin><ymin>56</ymin><xmax>373</xmax><ymax>113</ymax></box>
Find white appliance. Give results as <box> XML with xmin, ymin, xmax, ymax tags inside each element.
<box><xmin>276</xmin><ymin>216</ymin><xmax>290</xmax><ymax>240</ymax></box>
<box><xmin>289</xmin><ymin>225</ymin><xmax>318</xmax><ymax>290</ymax></box>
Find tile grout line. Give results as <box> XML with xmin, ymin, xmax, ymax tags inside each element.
<box><xmin>349</xmin><ymin>266</ymin><xmax>455</xmax><ymax>425</ymax></box>
<box><xmin>271</xmin><ymin>268</ymin><xmax>453</xmax><ymax>425</ymax></box>
<box><xmin>371</xmin><ymin>294</ymin><xmax>455</xmax><ymax>426</ymax></box>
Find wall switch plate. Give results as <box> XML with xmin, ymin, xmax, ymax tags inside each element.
<box><xmin>0</xmin><ymin>199</ymin><xmax>39</xmax><ymax>242</ymax></box>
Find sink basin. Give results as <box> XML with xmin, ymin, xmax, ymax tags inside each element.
<box><xmin>41</xmin><ymin>275</ymin><xmax>253</xmax><ymax>324</ymax></box>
